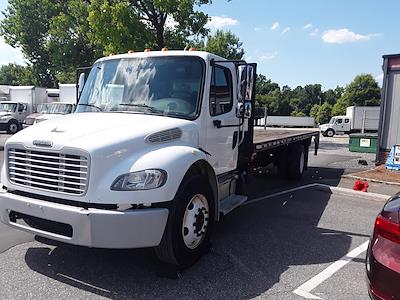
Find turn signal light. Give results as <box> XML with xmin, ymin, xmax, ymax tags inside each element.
<box><xmin>189</xmin><ymin>47</ymin><xmax>196</xmax><ymax>51</ymax></box>
<box><xmin>375</xmin><ymin>214</ymin><xmax>400</xmax><ymax>244</ymax></box>
<box><xmin>161</xmin><ymin>47</ymin><xmax>168</xmax><ymax>51</ymax></box>
<box><xmin>128</xmin><ymin>50</ymin><xmax>134</xmax><ymax>53</ymax></box>
<box><xmin>144</xmin><ymin>48</ymin><xmax>151</xmax><ymax>52</ymax></box>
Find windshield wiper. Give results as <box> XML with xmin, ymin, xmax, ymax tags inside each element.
<box><xmin>78</xmin><ymin>103</ymin><xmax>103</xmax><ymax>112</ymax></box>
<box><xmin>118</xmin><ymin>103</ymin><xmax>162</xmax><ymax>113</ymax></box>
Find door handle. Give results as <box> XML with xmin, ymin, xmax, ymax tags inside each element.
<box><xmin>232</xmin><ymin>131</ymin><xmax>238</xmax><ymax>149</ymax></box>
<box><xmin>213</xmin><ymin>120</ymin><xmax>222</xmax><ymax>128</ymax></box>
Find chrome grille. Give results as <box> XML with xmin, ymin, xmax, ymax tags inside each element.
<box><xmin>8</xmin><ymin>147</ymin><xmax>89</xmax><ymax>195</ymax></box>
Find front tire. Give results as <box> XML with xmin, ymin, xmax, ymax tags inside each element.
<box><xmin>155</xmin><ymin>176</ymin><xmax>214</xmax><ymax>268</ymax></box>
<box><xmin>7</xmin><ymin>120</ymin><xmax>19</xmax><ymax>134</ymax></box>
<box><xmin>326</xmin><ymin>129</ymin><xmax>335</xmax><ymax>137</ymax></box>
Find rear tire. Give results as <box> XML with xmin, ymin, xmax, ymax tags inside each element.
<box><xmin>155</xmin><ymin>176</ymin><xmax>214</xmax><ymax>268</ymax></box>
<box><xmin>7</xmin><ymin>120</ymin><xmax>19</xmax><ymax>134</ymax></box>
<box><xmin>286</xmin><ymin>144</ymin><xmax>305</xmax><ymax>180</ymax></box>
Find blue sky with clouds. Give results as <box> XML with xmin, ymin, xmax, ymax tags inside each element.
<box><xmin>1</xmin><ymin>0</ymin><xmax>399</xmax><ymax>89</ymax></box>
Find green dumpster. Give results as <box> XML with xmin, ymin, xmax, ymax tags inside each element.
<box><xmin>349</xmin><ymin>133</ymin><xmax>378</xmax><ymax>153</ymax></box>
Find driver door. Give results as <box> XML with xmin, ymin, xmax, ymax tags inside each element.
<box><xmin>205</xmin><ymin>64</ymin><xmax>239</xmax><ymax>175</ymax></box>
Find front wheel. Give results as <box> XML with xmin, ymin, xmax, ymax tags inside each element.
<box><xmin>7</xmin><ymin>120</ymin><xmax>19</xmax><ymax>134</ymax></box>
<box><xmin>326</xmin><ymin>129</ymin><xmax>335</xmax><ymax>137</ymax></box>
<box><xmin>155</xmin><ymin>176</ymin><xmax>214</xmax><ymax>268</ymax></box>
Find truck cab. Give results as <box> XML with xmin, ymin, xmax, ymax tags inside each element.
<box><xmin>0</xmin><ymin>50</ymin><xmax>317</xmax><ymax>268</ymax></box>
<box><xmin>0</xmin><ymin>101</ymin><xmax>29</xmax><ymax>133</ymax></box>
<box><xmin>320</xmin><ymin>116</ymin><xmax>351</xmax><ymax>137</ymax></box>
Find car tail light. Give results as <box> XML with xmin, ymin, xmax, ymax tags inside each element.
<box><xmin>375</xmin><ymin>214</ymin><xmax>400</xmax><ymax>244</ymax></box>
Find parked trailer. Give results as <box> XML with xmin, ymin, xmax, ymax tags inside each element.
<box><xmin>59</xmin><ymin>84</ymin><xmax>77</xmax><ymax>103</ymax></box>
<box><xmin>0</xmin><ymin>51</ymin><xmax>319</xmax><ymax>268</ymax></box>
<box><xmin>256</xmin><ymin>116</ymin><xmax>315</xmax><ymax>128</ymax></box>
<box><xmin>0</xmin><ymin>86</ymin><xmax>47</xmax><ymax>133</ymax></box>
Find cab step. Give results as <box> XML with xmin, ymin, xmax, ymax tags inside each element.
<box><xmin>219</xmin><ymin>194</ymin><xmax>248</xmax><ymax>216</ymax></box>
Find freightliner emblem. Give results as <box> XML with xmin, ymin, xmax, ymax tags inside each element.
<box><xmin>33</xmin><ymin>140</ymin><xmax>53</xmax><ymax>147</ymax></box>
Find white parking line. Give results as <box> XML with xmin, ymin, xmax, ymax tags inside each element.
<box><xmin>292</xmin><ymin>241</ymin><xmax>369</xmax><ymax>299</ymax></box>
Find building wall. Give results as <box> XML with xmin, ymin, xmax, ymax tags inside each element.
<box><xmin>377</xmin><ymin>54</ymin><xmax>400</xmax><ymax>164</ymax></box>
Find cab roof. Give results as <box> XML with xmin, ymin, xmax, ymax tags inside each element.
<box><xmin>95</xmin><ymin>50</ymin><xmax>231</xmax><ymax>65</ymax></box>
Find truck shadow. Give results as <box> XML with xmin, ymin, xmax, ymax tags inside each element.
<box><xmin>23</xmin><ymin>175</ymin><xmax>362</xmax><ymax>299</ymax></box>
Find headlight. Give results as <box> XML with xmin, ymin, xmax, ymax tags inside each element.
<box><xmin>111</xmin><ymin>169</ymin><xmax>167</xmax><ymax>191</ymax></box>
<box><xmin>0</xmin><ymin>115</ymin><xmax>10</xmax><ymax>120</ymax></box>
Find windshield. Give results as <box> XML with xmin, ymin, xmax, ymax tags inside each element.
<box><xmin>77</xmin><ymin>56</ymin><xmax>204</xmax><ymax>118</ymax></box>
<box><xmin>35</xmin><ymin>103</ymin><xmax>49</xmax><ymax>113</ymax></box>
<box><xmin>329</xmin><ymin>118</ymin><xmax>335</xmax><ymax>124</ymax></box>
<box><xmin>0</xmin><ymin>102</ymin><xmax>17</xmax><ymax>113</ymax></box>
<box><xmin>48</xmin><ymin>103</ymin><xmax>74</xmax><ymax>114</ymax></box>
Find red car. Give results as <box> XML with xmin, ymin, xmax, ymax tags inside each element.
<box><xmin>366</xmin><ymin>193</ymin><xmax>400</xmax><ymax>300</ymax></box>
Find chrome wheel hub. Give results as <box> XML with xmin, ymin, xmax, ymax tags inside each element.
<box><xmin>182</xmin><ymin>194</ymin><xmax>209</xmax><ymax>249</ymax></box>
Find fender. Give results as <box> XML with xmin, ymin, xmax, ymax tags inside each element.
<box><xmin>92</xmin><ymin>145</ymin><xmax>213</xmax><ymax>205</ymax></box>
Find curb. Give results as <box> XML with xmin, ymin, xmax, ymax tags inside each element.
<box><xmin>342</xmin><ymin>174</ymin><xmax>400</xmax><ymax>187</ymax></box>
<box><xmin>244</xmin><ymin>183</ymin><xmax>391</xmax><ymax>206</ymax></box>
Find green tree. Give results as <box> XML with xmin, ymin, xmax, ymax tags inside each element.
<box><xmin>342</xmin><ymin>74</ymin><xmax>381</xmax><ymax>106</ymax></box>
<box><xmin>291</xmin><ymin>111</ymin><xmax>306</xmax><ymax>117</ymax></box>
<box><xmin>317</xmin><ymin>102</ymin><xmax>333</xmax><ymax>124</ymax></box>
<box><xmin>203</xmin><ymin>30</ymin><xmax>244</xmax><ymax>60</ymax></box>
<box><xmin>0</xmin><ymin>63</ymin><xmax>38</xmax><ymax>85</ymax></box>
<box><xmin>309</xmin><ymin>104</ymin><xmax>320</xmax><ymax>121</ymax></box>
<box><xmin>1</xmin><ymin>0</ymin><xmax>99</xmax><ymax>86</ymax></box>
<box><xmin>89</xmin><ymin>0</ymin><xmax>210</xmax><ymax>51</ymax></box>
<box><xmin>332</xmin><ymin>97</ymin><xmax>349</xmax><ymax>116</ymax></box>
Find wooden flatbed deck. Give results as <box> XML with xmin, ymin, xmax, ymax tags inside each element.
<box><xmin>253</xmin><ymin>127</ymin><xmax>319</xmax><ymax>152</ymax></box>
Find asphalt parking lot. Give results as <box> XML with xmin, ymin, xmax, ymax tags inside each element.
<box><xmin>0</xmin><ymin>133</ymin><xmax>396</xmax><ymax>299</ymax></box>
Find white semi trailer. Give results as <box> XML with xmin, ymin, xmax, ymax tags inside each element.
<box><xmin>0</xmin><ymin>86</ymin><xmax>47</xmax><ymax>133</ymax></box>
<box><xmin>320</xmin><ymin>106</ymin><xmax>380</xmax><ymax>137</ymax></box>
<box><xmin>0</xmin><ymin>51</ymin><xmax>319</xmax><ymax>267</ymax></box>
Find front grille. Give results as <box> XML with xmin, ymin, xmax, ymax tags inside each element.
<box><xmin>8</xmin><ymin>147</ymin><xmax>89</xmax><ymax>195</ymax></box>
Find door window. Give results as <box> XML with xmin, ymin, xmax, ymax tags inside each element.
<box><xmin>337</xmin><ymin>118</ymin><xmax>343</xmax><ymax>124</ymax></box>
<box><xmin>345</xmin><ymin>119</ymin><xmax>350</xmax><ymax>123</ymax></box>
<box><xmin>210</xmin><ymin>66</ymin><xmax>233</xmax><ymax>116</ymax></box>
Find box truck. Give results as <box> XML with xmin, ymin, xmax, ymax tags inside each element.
<box><xmin>34</xmin><ymin>84</ymin><xmax>77</xmax><ymax>124</ymax></box>
<box><xmin>0</xmin><ymin>51</ymin><xmax>319</xmax><ymax>268</ymax></box>
<box><xmin>0</xmin><ymin>86</ymin><xmax>47</xmax><ymax>133</ymax></box>
<box><xmin>319</xmin><ymin>106</ymin><xmax>380</xmax><ymax>137</ymax></box>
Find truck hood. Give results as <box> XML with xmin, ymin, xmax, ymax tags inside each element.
<box><xmin>0</xmin><ymin>111</ymin><xmax>13</xmax><ymax>117</ymax></box>
<box><xmin>7</xmin><ymin>112</ymin><xmax>199</xmax><ymax>152</ymax></box>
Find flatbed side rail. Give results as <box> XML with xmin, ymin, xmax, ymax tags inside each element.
<box><xmin>254</xmin><ymin>131</ymin><xmax>320</xmax><ymax>154</ymax></box>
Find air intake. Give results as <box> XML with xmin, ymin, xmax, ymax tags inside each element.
<box><xmin>145</xmin><ymin>128</ymin><xmax>182</xmax><ymax>144</ymax></box>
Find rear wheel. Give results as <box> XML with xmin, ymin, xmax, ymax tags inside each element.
<box><xmin>155</xmin><ymin>176</ymin><xmax>214</xmax><ymax>268</ymax></box>
<box><xmin>7</xmin><ymin>120</ymin><xmax>19</xmax><ymax>134</ymax></box>
<box><xmin>287</xmin><ymin>144</ymin><xmax>305</xmax><ymax>180</ymax></box>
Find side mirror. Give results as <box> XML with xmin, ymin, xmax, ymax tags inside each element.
<box><xmin>245</xmin><ymin>65</ymin><xmax>255</xmax><ymax>101</ymax></box>
<box><xmin>236</xmin><ymin>101</ymin><xmax>252</xmax><ymax>119</ymax></box>
<box><xmin>244</xmin><ymin>101</ymin><xmax>252</xmax><ymax>119</ymax></box>
<box><xmin>237</xmin><ymin>65</ymin><xmax>246</xmax><ymax>102</ymax></box>
<box><xmin>77</xmin><ymin>73</ymin><xmax>86</xmax><ymax>97</ymax></box>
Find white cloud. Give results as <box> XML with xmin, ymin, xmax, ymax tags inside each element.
<box><xmin>303</xmin><ymin>23</ymin><xmax>313</xmax><ymax>30</ymax></box>
<box><xmin>258</xmin><ymin>52</ymin><xmax>278</xmax><ymax>61</ymax></box>
<box><xmin>254</xmin><ymin>27</ymin><xmax>262</xmax><ymax>32</ymax></box>
<box><xmin>322</xmin><ymin>28</ymin><xmax>374</xmax><ymax>44</ymax></box>
<box><xmin>282</xmin><ymin>27</ymin><xmax>291</xmax><ymax>34</ymax></box>
<box><xmin>375</xmin><ymin>73</ymin><xmax>384</xmax><ymax>85</ymax></box>
<box><xmin>270</xmin><ymin>22</ymin><xmax>279</xmax><ymax>31</ymax></box>
<box><xmin>0</xmin><ymin>37</ymin><xmax>25</xmax><ymax>66</ymax></box>
<box><xmin>207</xmin><ymin>16</ymin><xmax>239</xmax><ymax>29</ymax></box>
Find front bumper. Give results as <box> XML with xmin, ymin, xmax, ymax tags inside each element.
<box><xmin>0</xmin><ymin>191</ymin><xmax>169</xmax><ymax>248</ymax></box>
<box><xmin>0</xmin><ymin>122</ymin><xmax>9</xmax><ymax>131</ymax></box>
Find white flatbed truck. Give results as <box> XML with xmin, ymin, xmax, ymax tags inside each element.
<box><xmin>0</xmin><ymin>51</ymin><xmax>319</xmax><ymax>267</ymax></box>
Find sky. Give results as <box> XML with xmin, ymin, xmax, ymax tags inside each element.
<box><xmin>0</xmin><ymin>0</ymin><xmax>399</xmax><ymax>90</ymax></box>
